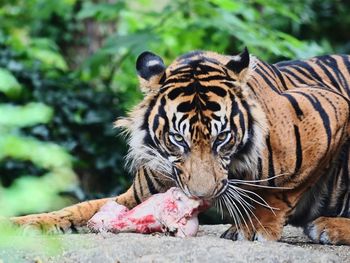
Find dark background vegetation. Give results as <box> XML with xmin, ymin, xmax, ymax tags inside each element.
<box><xmin>1</xmin><ymin>0</ymin><xmax>350</xmax><ymax>217</ymax></box>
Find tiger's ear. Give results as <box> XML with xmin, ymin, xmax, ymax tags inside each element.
<box><xmin>136</xmin><ymin>51</ymin><xmax>166</xmax><ymax>93</ymax></box>
<box><xmin>226</xmin><ymin>47</ymin><xmax>250</xmax><ymax>82</ymax></box>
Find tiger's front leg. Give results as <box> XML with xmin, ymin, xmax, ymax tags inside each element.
<box><xmin>10</xmin><ymin>189</ymin><xmax>135</xmax><ymax>234</ymax></box>
<box><xmin>11</xmin><ymin>168</ymin><xmax>173</xmax><ymax>234</ymax></box>
<box><xmin>220</xmin><ymin>190</ymin><xmax>299</xmax><ymax>241</ymax></box>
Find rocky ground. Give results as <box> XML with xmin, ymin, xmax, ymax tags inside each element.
<box><xmin>0</xmin><ymin>225</ymin><xmax>349</xmax><ymax>263</ymax></box>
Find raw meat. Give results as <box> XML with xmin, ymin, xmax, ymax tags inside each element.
<box><xmin>87</xmin><ymin>187</ymin><xmax>207</xmax><ymax>237</ymax></box>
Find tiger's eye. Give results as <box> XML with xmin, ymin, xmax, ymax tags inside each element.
<box><xmin>174</xmin><ymin>134</ymin><xmax>184</xmax><ymax>142</ymax></box>
<box><xmin>217</xmin><ymin>132</ymin><xmax>228</xmax><ymax>141</ymax></box>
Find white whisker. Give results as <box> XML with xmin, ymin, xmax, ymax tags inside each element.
<box><xmin>235</xmin><ymin>193</ymin><xmax>270</xmax><ymax>237</ymax></box>
<box><xmin>230</xmin><ymin>192</ymin><xmax>256</xmax><ymax>233</ymax></box>
<box><xmin>227</xmin><ymin>187</ymin><xmax>271</xmax><ymax>238</ymax></box>
<box><xmin>218</xmin><ymin>198</ymin><xmax>225</xmax><ymax>220</ymax></box>
<box><xmin>230</xmin><ymin>181</ymin><xmax>292</xmax><ymax>190</ymax></box>
<box><xmin>226</xmin><ymin>189</ymin><xmax>254</xmax><ymax>233</ymax></box>
<box><xmin>230</xmin><ymin>172</ymin><xmax>290</xmax><ymax>183</ymax></box>
<box><xmin>229</xmin><ymin>185</ymin><xmax>278</xmax><ymax>215</ymax></box>
<box><xmin>227</xmin><ymin>193</ymin><xmax>250</xmax><ymax>233</ymax></box>
<box><xmin>222</xmin><ymin>194</ymin><xmax>240</xmax><ymax>232</ymax></box>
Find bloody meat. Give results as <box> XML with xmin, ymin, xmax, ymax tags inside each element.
<box><xmin>87</xmin><ymin>187</ymin><xmax>207</xmax><ymax>237</ymax></box>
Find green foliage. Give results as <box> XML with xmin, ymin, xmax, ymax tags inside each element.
<box><xmin>0</xmin><ymin>103</ymin><xmax>52</xmax><ymax>128</ymax></box>
<box><xmin>0</xmin><ymin>50</ymin><xmax>77</xmax><ymax>216</ymax></box>
<box><xmin>0</xmin><ymin>68</ymin><xmax>22</xmax><ymax>98</ymax></box>
<box><xmin>77</xmin><ymin>0</ymin><xmax>332</xmax><ymax>109</ymax></box>
<box><xmin>77</xmin><ymin>1</ymin><xmax>126</xmax><ymax>21</ymax></box>
<box><xmin>0</xmin><ymin>44</ymin><xmax>130</xmax><ymax>217</ymax></box>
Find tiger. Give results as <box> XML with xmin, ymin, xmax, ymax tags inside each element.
<box><xmin>11</xmin><ymin>48</ymin><xmax>350</xmax><ymax>245</ymax></box>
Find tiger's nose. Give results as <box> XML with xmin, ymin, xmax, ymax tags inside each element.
<box><xmin>221</xmin><ymin>179</ymin><xmax>228</xmax><ymax>185</ymax></box>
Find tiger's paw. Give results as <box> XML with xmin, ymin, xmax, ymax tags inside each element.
<box><xmin>304</xmin><ymin>217</ymin><xmax>350</xmax><ymax>245</ymax></box>
<box><xmin>11</xmin><ymin>214</ymin><xmax>75</xmax><ymax>235</ymax></box>
<box><xmin>220</xmin><ymin>224</ymin><xmax>280</xmax><ymax>241</ymax></box>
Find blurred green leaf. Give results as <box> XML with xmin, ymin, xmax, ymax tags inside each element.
<box><xmin>0</xmin><ymin>168</ymin><xmax>76</xmax><ymax>216</ymax></box>
<box><xmin>77</xmin><ymin>1</ymin><xmax>125</xmax><ymax>21</ymax></box>
<box><xmin>0</xmin><ymin>68</ymin><xmax>22</xmax><ymax>98</ymax></box>
<box><xmin>103</xmin><ymin>32</ymin><xmax>157</xmax><ymax>53</ymax></box>
<box><xmin>29</xmin><ymin>48</ymin><xmax>68</xmax><ymax>71</ymax></box>
<box><xmin>0</xmin><ymin>103</ymin><xmax>53</xmax><ymax>128</ymax></box>
<box><xmin>81</xmin><ymin>32</ymin><xmax>157</xmax><ymax>78</ymax></box>
<box><xmin>0</xmin><ymin>134</ymin><xmax>72</xmax><ymax>169</ymax></box>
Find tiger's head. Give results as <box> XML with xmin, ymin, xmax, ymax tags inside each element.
<box><xmin>116</xmin><ymin>48</ymin><xmax>268</xmax><ymax>200</ymax></box>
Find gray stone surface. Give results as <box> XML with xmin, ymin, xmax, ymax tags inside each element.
<box><xmin>0</xmin><ymin>225</ymin><xmax>349</xmax><ymax>263</ymax></box>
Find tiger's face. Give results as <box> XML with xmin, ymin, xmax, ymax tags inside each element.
<box><xmin>117</xmin><ymin>49</ymin><xmax>267</xmax><ymax>200</ymax></box>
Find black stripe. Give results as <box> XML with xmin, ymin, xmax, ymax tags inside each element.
<box><xmin>168</xmin><ymin>87</ymin><xmax>183</xmax><ymax>100</ymax></box>
<box><xmin>293</xmin><ymin>125</ymin><xmax>302</xmax><ymax>175</ymax></box>
<box><xmin>155</xmin><ymin>96</ymin><xmax>170</xmax><ymax>145</ymax></box>
<box><xmin>144</xmin><ymin>168</ymin><xmax>158</xmax><ymax>195</ymax></box>
<box><xmin>254</xmin><ymin>68</ymin><xmax>280</xmax><ymax>93</ymax></box>
<box><xmin>295</xmin><ymin>91</ymin><xmax>332</xmax><ymax>151</ymax></box>
<box><xmin>282</xmin><ymin>72</ymin><xmax>299</xmax><ymax>87</ymax></box>
<box><xmin>271</xmin><ymin>65</ymin><xmax>288</xmax><ymax>90</ymax></box>
<box><xmin>133</xmin><ymin>180</ymin><xmax>141</xmax><ymax>204</ymax></box>
<box><xmin>247</xmin><ymin>82</ymin><xmax>259</xmax><ymax>97</ymax></box>
<box><xmin>318</xmin><ymin>92</ymin><xmax>339</xmax><ymax>123</ymax></box>
<box><xmin>279</xmin><ymin>68</ymin><xmax>309</xmax><ymax>85</ymax></box>
<box><xmin>282</xmin><ymin>93</ymin><xmax>304</xmax><ymax>120</ymax></box>
<box><xmin>177</xmin><ymin>100</ymin><xmax>194</xmax><ymax>112</ymax></box>
<box><xmin>315</xmin><ymin>59</ymin><xmax>341</xmax><ymax>91</ymax></box>
<box><xmin>257</xmin><ymin>158</ymin><xmax>263</xmax><ymax>179</ymax></box>
<box><xmin>153</xmin><ymin>173</ymin><xmax>166</xmax><ymax>188</ymax></box>
<box><xmin>198</xmin><ymin>75</ymin><xmax>229</xmax><ymax>82</ymax></box>
<box><xmin>142</xmin><ymin>96</ymin><xmax>159</xmax><ymax>148</ymax></box>
<box><xmin>257</xmin><ymin>63</ymin><xmax>275</xmax><ymax>80</ymax></box>
<box><xmin>235</xmin><ymin>100</ymin><xmax>252</xmax><ymax>153</ymax></box>
<box><xmin>340</xmin><ymin>56</ymin><xmax>350</xmax><ymax>96</ymax></box>
<box><xmin>266</xmin><ymin>135</ymin><xmax>276</xmax><ymax>187</ymax></box>
<box><xmin>162</xmin><ymin>77</ymin><xmax>195</xmax><ymax>86</ymax></box>
<box><xmin>177</xmin><ymin>114</ymin><xmax>189</xmax><ymax>134</ymax></box>
<box><xmin>291</xmin><ymin>61</ymin><xmax>333</xmax><ymax>89</ymax></box>
<box><xmin>206</xmin><ymin>100</ymin><xmax>221</xmax><ymax>111</ymax></box>
<box><xmin>229</xmin><ymin>92</ymin><xmax>239</xmax><ymax>137</ymax></box>
<box><xmin>292</xmin><ymin>63</ymin><xmax>326</xmax><ymax>84</ymax></box>
<box><xmin>137</xmin><ymin>170</ymin><xmax>144</xmax><ymax>197</ymax></box>
<box><xmin>323</xmin><ymin>56</ymin><xmax>349</xmax><ymax>92</ymax></box>
<box><xmin>341</xmin><ymin>55</ymin><xmax>350</xmax><ymax>74</ymax></box>
<box><xmin>207</xmin><ymin>86</ymin><xmax>227</xmax><ymax>97</ymax></box>
<box><xmin>174</xmin><ymin>167</ymin><xmax>186</xmax><ymax>190</ymax></box>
